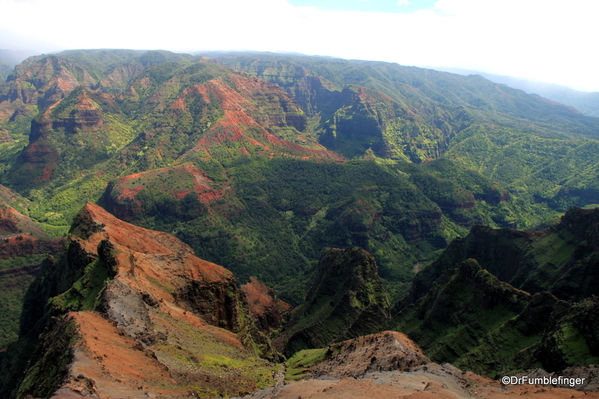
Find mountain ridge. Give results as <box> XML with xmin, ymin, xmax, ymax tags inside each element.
<box><xmin>2</xmin><ymin>202</ymin><xmax>281</xmax><ymax>398</ymax></box>
<box><xmin>0</xmin><ymin>47</ymin><xmax>598</xmax><ymax>318</ymax></box>
<box><xmin>435</xmin><ymin>66</ymin><xmax>599</xmax><ymax>118</ymax></box>
<box><xmin>0</xmin><ymin>49</ymin><xmax>599</xmax><ymax>397</ymax></box>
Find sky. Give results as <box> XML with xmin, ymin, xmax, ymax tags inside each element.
<box><xmin>0</xmin><ymin>0</ymin><xmax>597</xmax><ymax>92</ymax></box>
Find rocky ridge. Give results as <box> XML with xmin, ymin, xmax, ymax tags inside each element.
<box><xmin>7</xmin><ymin>203</ymin><xmax>280</xmax><ymax>399</ymax></box>
<box><xmin>275</xmin><ymin>247</ymin><xmax>391</xmax><ymax>357</ymax></box>
<box><xmin>393</xmin><ymin>257</ymin><xmax>599</xmax><ymax>377</ymax></box>
<box><xmin>236</xmin><ymin>331</ymin><xmax>599</xmax><ymax>399</ymax></box>
<box><xmin>408</xmin><ymin>206</ymin><xmax>599</xmax><ymax>304</ymax></box>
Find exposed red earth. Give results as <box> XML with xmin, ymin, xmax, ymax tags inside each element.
<box><xmin>180</xmin><ymin>75</ymin><xmax>345</xmax><ymax>162</ymax></box>
<box><xmin>241</xmin><ymin>277</ymin><xmax>292</xmax><ymax>333</ymax></box>
<box><xmin>19</xmin><ymin>203</ymin><xmax>279</xmax><ymax>398</ymax></box>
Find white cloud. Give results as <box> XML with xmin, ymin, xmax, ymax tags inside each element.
<box><xmin>0</xmin><ymin>0</ymin><xmax>597</xmax><ymax>91</ymax></box>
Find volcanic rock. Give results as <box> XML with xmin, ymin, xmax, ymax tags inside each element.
<box><xmin>310</xmin><ymin>331</ymin><xmax>430</xmax><ymax>378</ymax></box>
<box><xmin>10</xmin><ymin>203</ymin><xmax>280</xmax><ymax>399</ymax></box>
<box><xmin>241</xmin><ymin>277</ymin><xmax>292</xmax><ymax>334</ymax></box>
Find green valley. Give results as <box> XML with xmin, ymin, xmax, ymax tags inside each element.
<box><xmin>1</xmin><ymin>49</ymin><xmax>599</xmax><ymax>397</ymax></box>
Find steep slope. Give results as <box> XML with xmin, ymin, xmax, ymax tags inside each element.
<box><xmin>2</xmin><ymin>51</ymin><xmax>599</xmax><ymax>357</ymax></box>
<box><xmin>371</xmin><ymin>206</ymin><xmax>599</xmax><ymax>378</ymax></box>
<box><xmin>408</xmin><ymin>206</ymin><xmax>599</xmax><ymax>304</ymax></box>
<box><xmin>275</xmin><ymin>247</ymin><xmax>391</xmax><ymax>357</ymax></box>
<box><xmin>1</xmin><ymin>50</ymin><xmax>599</xmax><ymax>230</ymax></box>
<box><xmin>0</xmin><ymin>203</ymin><xmax>45</xmax><ymax>239</ymax></box>
<box><xmin>214</xmin><ymin>53</ymin><xmax>464</xmax><ymax>162</ymax></box>
<box><xmin>98</xmin><ymin>163</ymin><xmax>215</xmax><ymax>220</ymax></box>
<box><xmin>393</xmin><ymin>258</ymin><xmax>599</xmax><ymax>377</ymax></box>
<box><xmin>241</xmin><ymin>277</ymin><xmax>292</xmax><ymax>334</ymax></box>
<box><xmin>99</xmin><ymin>156</ymin><xmax>526</xmax><ymax>305</ymax></box>
<box><xmin>1</xmin><ymin>203</ymin><xmax>279</xmax><ymax>399</ymax></box>
<box><xmin>0</xmin><ymin>188</ymin><xmax>65</xmax><ymax>348</ymax></box>
<box><xmin>213</xmin><ymin>52</ymin><xmax>599</xmax><ymax>145</ymax></box>
<box><xmin>438</xmin><ymin>67</ymin><xmax>599</xmax><ymax>118</ymax></box>
<box><xmin>0</xmin><ymin>59</ymin><xmax>9</xmax><ymax>82</ymax></box>
<box><xmin>212</xmin><ymin>52</ymin><xmax>599</xmax><ymax>226</ymax></box>
<box><xmin>0</xmin><ymin>51</ymin><xmax>596</xmax><ymax>292</ymax></box>
<box><xmin>0</xmin><ymin>50</ymin><xmax>344</xmax><ymax>227</ymax></box>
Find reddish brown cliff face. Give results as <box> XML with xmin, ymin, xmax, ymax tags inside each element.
<box><xmin>241</xmin><ymin>277</ymin><xmax>292</xmax><ymax>334</ymax></box>
<box><xmin>178</xmin><ymin>74</ymin><xmax>345</xmax><ymax>162</ymax></box>
<box><xmin>69</xmin><ymin>202</ymin><xmax>246</xmax><ymax>334</ymax></box>
<box><xmin>17</xmin><ymin>203</ymin><xmax>279</xmax><ymax>399</ymax></box>
<box><xmin>0</xmin><ymin>203</ymin><xmax>65</xmax><ymax>260</ymax></box>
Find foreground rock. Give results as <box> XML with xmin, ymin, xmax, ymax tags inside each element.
<box><xmin>235</xmin><ymin>331</ymin><xmax>599</xmax><ymax>399</ymax></box>
<box><xmin>5</xmin><ymin>203</ymin><xmax>279</xmax><ymax>399</ymax></box>
<box><xmin>238</xmin><ymin>366</ymin><xmax>599</xmax><ymax>399</ymax></box>
<box><xmin>310</xmin><ymin>331</ymin><xmax>429</xmax><ymax>378</ymax></box>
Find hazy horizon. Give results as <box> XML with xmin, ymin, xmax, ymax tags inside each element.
<box><xmin>1</xmin><ymin>0</ymin><xmax>597</xmax><ymax>91</ymax></box>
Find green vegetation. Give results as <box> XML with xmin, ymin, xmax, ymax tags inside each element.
<box><xmin>14</xmin><ymin>317</ymin><xmax>78</xmax><ymax>399</ymax></box>
<box><xmin>394</xmin><ymin>260</ymin><xmax>526</xmax><ymax>367</ymax></box>
<box><xmin>278</xmin><ymin>247</ymin><xmax>390</xmax><ymax>356</ymax></box>
<box><xmin>117</xmin><ymin>157</ymin><xmax>526</xmax><ymax>304</ymax></box>
<box><xmin>0</xmin><ymin>255</ymin><xmax>46</xmax><ymax>271</ymax></box>
<box><xmin>410</xmin><ymin>207</ymin><xmax>599</xmax><ymax>303</ymax></box>
<box><xmin>0</xmin><ymin>269</ymin><xmax>39</xmax><ymax>348</ymax></box>
<box><xmin>394</xmin><ymin>260</ymin><xmax>550</xmax><ymax>377</ymax></box>
<box><xmin>48</xmin><ymin>257</ymin><xmax>112</xmax><ymax>314</ymax></box>
<box><xmin>2</xmin><ymin>49</ymin><xmax>598</xmax><ymax>236</ymax></box>
<box><xmin>285</xmin><ymin>348</ymin><xmax>328</xmax><ymax>381</ymax></box>
<box><xmin>1</xmin><ymin>50</ymin><xmax>599</xmax><ymax>394</ymax></box>
<box><xmin>151</xmin><ymin>309</ymin><xmax>278</xmax><ymax>397</ymax></box>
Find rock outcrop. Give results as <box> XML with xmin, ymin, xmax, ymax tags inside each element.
<box><xmin>275</xmin><ymin>247</ymin><xmax>391</xmax><ymax>357</ymax></box>
<box><xmin>240</xmin><ymin>331</ymin><xmax>599</xmax><ymax>399</ymax></box>
<box><xmin>310</xmin><ymin>331</ymin><xmax>430</xmax><ymax>378</ymax></box>
<box><xmin>241</xmin><ymin>277</ymin><xmax>292</xmax><ymax>334</ymax></box>
<box><xmin>6</xmin><ymin>203</ymin><xmax>280</xmax><ymax>399</ymax></box>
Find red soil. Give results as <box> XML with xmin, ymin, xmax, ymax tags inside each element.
<box><xmin>182</xmin><ymin>75</ymin><xmax>344</xmax><ymax>162</ymax></box>
<box><xmin>117</xmin><ymin>186</ymin><xmax>143</xmax><ymax>200</ymax></box>
<box><xmin>114</xmin><ymin>163</ymin><xmax>224</xmax><ymax>206</ymax></box>
<box><xmin>47</xmin><ymin>203</ymin><xmax>274</xmax><ymax>397</ymax></box>
<box><xmin>168</xmin><ymin>97</ymin><xmax>187</xmax><ymax>110</ymax></box>
<box><xmin>241</xmin><ymin>277</ymin><xmax>292</xmax><ymax>332</ymax></box>
<box><xmin>58</xmin><ymin>311</ymin><xmax>179</xmax><ymax>398</ymax></box>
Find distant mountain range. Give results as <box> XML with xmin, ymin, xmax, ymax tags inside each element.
<box><xmin>436</xmin><ymin>67</ymin><xmax>599</xmax><ymax>118</ymax></box>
